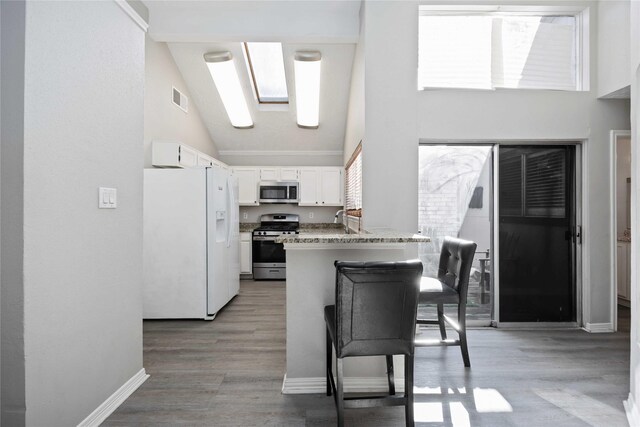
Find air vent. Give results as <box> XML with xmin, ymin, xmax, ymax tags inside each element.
<box><xmin>172</xmin><ymin>87</ymin><xmax>188</xmax><ymax>113</ymax></box>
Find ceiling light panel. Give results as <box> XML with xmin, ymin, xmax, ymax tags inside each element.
<box><xmin>294</xmin><ymin>51</ymin><xmax>321</xmax><ymax>129</ymax></box>
<box><xmin>244</xmin><ymin>42</ymin><xmax>289</xmax><ymax>103</ymax></box>
<box><xmin>204</xmin><ymin>51</ymin><xmax>253</xmax><ymax>129</ymax></box>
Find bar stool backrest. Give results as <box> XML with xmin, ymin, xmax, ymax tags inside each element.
<box><xmin>333</xmin><ymin>260</ymin><xmax>423</xmax><ymax>358</ymax></box>
<box><xmin>437</xmin><ymin>237</ymin><xmax>478</xmax><ymax>300</ymax></box>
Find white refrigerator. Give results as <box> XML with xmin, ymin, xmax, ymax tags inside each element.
<box><xmin>143</xmin><ymin>166</ymin><xmax>240</xmax><ymax>320</ymax></box>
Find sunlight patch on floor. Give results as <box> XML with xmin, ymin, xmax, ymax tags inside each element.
<box><xmin>533</xmin><ymin>388</ymin><xmax>628</xmax><ymax>427</ymax></box>
<box><xmin>414</xmin><ymin>402</ymin><xmax>444</xmax><ymax>422</ymax></box>
<box><xmin>473</xmin><ymin>388</ymin><xmax>513</xmax><ymax>413</ymax></box>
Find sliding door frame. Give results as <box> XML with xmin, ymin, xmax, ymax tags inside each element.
<box><xmin>420</xmin><ymin>139</ymin><xmax>586</xmax><ymax>329</ymax></box>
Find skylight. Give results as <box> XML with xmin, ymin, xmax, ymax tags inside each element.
<box><xmin>243</xmin><ymin>42</ymin><xmax>288</xmax><ymax>104</ymax></box>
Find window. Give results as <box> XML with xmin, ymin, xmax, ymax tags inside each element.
<box><xmin>345</xmin><ymin>142</ymin><xmax>362</xmax><ymax>217</ymax></box>
<box><xmin>243</xmin><ymin>42</ymin><xmax>288</xmax><ymax>103</ymax></box>
<box><xmin>499</xmin><ymin>147</ymin><xmax>567</xmax><ymax>218</ymax></box>
<box><xmin>418</xmin><ymin>9</ymin><xmax>581</xmax><ymax>91</ymax></box>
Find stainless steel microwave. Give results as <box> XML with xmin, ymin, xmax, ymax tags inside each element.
<box><xmin>259</xmin><ymin>181</ymin><xmax>299</xmax><ymax>204</ymax></box>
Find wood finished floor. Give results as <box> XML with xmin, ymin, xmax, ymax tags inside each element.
<box><xmin>105</xmin><ymin>281</ymin><xmax>630</xmax><ymax>427</ymax></box>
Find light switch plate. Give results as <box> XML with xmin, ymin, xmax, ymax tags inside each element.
<box><xmin>99</xmin><ymin>187</ymin><xmax>117</xmax><ymax>209</ymax></box>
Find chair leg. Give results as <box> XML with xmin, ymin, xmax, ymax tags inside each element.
<box><xmin>458</xmin><ymin>303</ymin><xmax>471</xmax><ymax>368</ymax></box>
<box><xmin>437</xmin><ymin>303</ymin><xmax>447</xmax><ymax>340</ymax></box>
<box><xmin>336</xmin><ymin>358</ymin><xmax>345</xmax><ymax>427</ymax></box>
<box><xmin>326</xmin><ymin>327</ymin><xmax>333</xmax><ymax>396</ymax></box>
<box><xmin>405</xmin><ymin>354</ymin><xmax>415</xmax><ymax>427</ymax></box>
<box><xmin>386</xmin><ymin>355</ymin><xmax>395</xmax><ymax>395</ymax></box>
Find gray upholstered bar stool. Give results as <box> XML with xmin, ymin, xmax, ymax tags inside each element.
<box><xmin>325</xmin><ymin>260</ymin><xmax>423</xmax><ymax>427</ymax></box>
<box><xmin>415</xmin><ymin>237</ymin><xmax>477</xmax><ymax>367</ymax></box>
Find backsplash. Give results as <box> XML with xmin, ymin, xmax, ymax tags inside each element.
<box><xmin>240</xmin><ymin>205</ymin><xmax>339</xmax><ymax>223</ymax></box>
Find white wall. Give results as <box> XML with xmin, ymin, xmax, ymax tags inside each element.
<box><xmin>1</xmin><ymin>1</ymin><xmax>26</xmax><ymax>424</ymax></box>
<box><xmin>360</xmin><ymin>0</ymin><xmax>630</xmax><ymax>326</ymax></box>
<box><xmin>343</xmin><ymin>3</ymin><xmax>365</xmax><ymax>166</ymax></box>
<box><xmin>626</xmin><ymin>1</ymin><xmax>640</xmax><ymax>424</ymax></box>
<box><xmin>361</xmin><ymin>1</ymin><xmax>419</xmax><ymax>235</ymax></box>
<box><xmin>598</xmin><ymin>0</ymin><xmax>630</xmax><ymax>97</ymax></box>
<box><xmin>145</xmin><ymin>35</ymin><xmax>219</xmax><ymax>167</ymax></box>
<box><xmin>5</xmin><ymin>2</ymin><xmax>145</xmax><ymax>425</ymax></box>
<box><xmin>220</xmin><ymin>153</ymin><xmax>342</xmax><ymax>167</ymax></box>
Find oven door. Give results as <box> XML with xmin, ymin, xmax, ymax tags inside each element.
<box><xmin>252</xmin><ymin>236</ymin><xmax>286</xmax><ymax>280</ymax></box>
<box><xmin>252</xmin><ymin>236</ymin><xmax>286</xmax><ymax>266</ymax></box>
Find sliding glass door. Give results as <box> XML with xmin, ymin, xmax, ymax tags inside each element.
<box><xmin>498</xmin><ymin>145</ymin><xmax>577</xmax><ymax>322</ymax></box>
<box><xmin>418</xmin><ymin>145</ymin><xmax>494</xmax><ymax>324</ymax></box>
<box><xmin>418</xmin><ymin>143</ymin><xmax>580</xmax><ymax>326</ymax></box>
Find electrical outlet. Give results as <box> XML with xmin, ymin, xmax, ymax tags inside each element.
<box><xmin>309</xmin><ymin>212</ymin><xmax>314</xmax><ymax>219</ymax></box>
<box><xmin>243</xmin><ymin>212</ymin><xmax>248</xmax><ymax>220</ymax></box>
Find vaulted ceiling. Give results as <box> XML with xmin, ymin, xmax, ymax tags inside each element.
<box><xmin>143</xmin><ymin>1</ymin><xmax>361</xmax><ymax>153</ymax></box>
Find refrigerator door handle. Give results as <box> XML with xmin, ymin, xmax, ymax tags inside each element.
<box><xmin>226</xmin><ymin>176</ymin><xmax>234</xmax><ymax>248</ymax></box>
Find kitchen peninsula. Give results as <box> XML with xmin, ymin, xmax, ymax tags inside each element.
<box><xmin>277</xmin><ymin>228</ymin><xmax>430</xmax><ymax>394</ymax></box>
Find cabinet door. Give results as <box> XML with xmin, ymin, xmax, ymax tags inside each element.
<box><xmin>234</xmin><ymin>168</ymin><xmax>259</xmax><ymax>206</ymax></box>
<box><xmin>320</xmin><ymin>168</ymin><xmax>343</xmax><ymax>206</ymax></box>
<box><xmin>617</xmin><ymin>243</ymin><xmax>629</xmax><ymax>300</ymax></box>
<box><xmin>260</xmin><ymin>168</ymin><xmax>279</xmax><ymax>181</ymax></box>
<box><xmin>197</xmin><ymin>153</ymin><xmax>213</xmax><ymax>166</ymax></box>
<box><xmin>299</xmin><ymin>168</ymin><xmax>319</xmax><ymax>206</ymax></box>
<box><xmin>178</xmin><ymin>145</ymin><xmax>198</xmax><ymax>167</ymax></box>
<box><xmin>240</xmin><ymin>232</ymin><xmax>252</xmax><ymax>274</ymax></box>
<box><xmin>280</xmin><ymin>168</ymin><xmax>299</xmax><ymax>181</ymax></box>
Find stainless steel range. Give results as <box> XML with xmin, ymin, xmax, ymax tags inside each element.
<box><xmin>252</xmin><ymin>214</ymin><xmax>300</xmax><ymax>280</ymax></box>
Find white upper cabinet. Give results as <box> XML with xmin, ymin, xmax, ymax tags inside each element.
<box><xmin>320</xmin><ymin>168</ymin><xmax>343</xmax><ymax>206</ymax></box>
<box><xmin>152</xmin><ymin>141</ymin><xmax>227</xmax><ymax>169</ymax></box>
<box><xmin>259</xmin><ymin>167</ymin><xmax>299</xmax><ymax>181</ymax></box>
<box><xmin>279</xmin><ymin>168</ymin><xmax>299</xmax><ymax>181</ymax></box>
<box><xmin>259</xmin><ymin>168</ymin><xmax>279</xmax><ymax>181</ymax></box>
<box><xmin>234</xmin><ymin>167</ymin><xmax>260</xmax><ymax>206</ymax></box>
<box><xmin>299</xmin><ymin>168</ymin><xmax>320</xmax><ymax>206</ymax></box>
<box><xmin>299</xmin><ymin>167</ymin><xmax>343</xmax><ymax>206</ymax></box>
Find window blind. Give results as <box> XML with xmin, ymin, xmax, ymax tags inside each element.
<box><xmin>345</xmin><ymin>143</ymin><xmax>362</xmax><ymax>213</ymax></box>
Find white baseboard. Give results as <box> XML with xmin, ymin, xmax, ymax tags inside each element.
<box><xmin>624</xmin><ymin>393</ymin><xmax>639</xmax><ymax>427</ymax></box>
<box><xmin>77</xmin><ymin>368</ymin><xmax>149</xmax><ymax>427</ymax></box>
<box><xmin>583</xmin><ymin>322</ymin><xmax>614</xmax><ymax>333</ymax></box>
<box><xmin>281</xmin><ymin>374</ymin><xmax>404</xmax><ymax>395</ymax></box>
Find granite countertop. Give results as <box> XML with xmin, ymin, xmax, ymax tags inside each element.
<box><xmin>239</xmin><ymin>223</ymin><xmax>343</xmax><ymax>233</ymax></box>
<box><xmin>276</xmin><ymin>227</ymin><xmax>430</xmax><ymax>244</ymax></box>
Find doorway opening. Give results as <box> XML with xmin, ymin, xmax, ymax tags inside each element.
<box><xmin>611</xmin><ymin>130</ymin><xmax>632</xmax><ymax>332</ymax></box>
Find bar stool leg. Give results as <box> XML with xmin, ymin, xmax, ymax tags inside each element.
<box><xmin>405</xmin><ymin>354</ymin><xmax>415</xmax><ymax>427</ymax></box>
<box><xmin>437</xmin><ymin>303</ymin><xmax>447</xmax><ymax>340</ymax></box>
<box><xmin>336</xmin><ymin>358</ymin><xmax>345</xmax><ymax>427</ymax></box>
<box><xmin>458</xmin><ymin>303</ymin><xmax>470</xmax><ymax>367</ymax></box>
<box><xmin>326</xmin><ymin>328</ymin><xmax>333</xmax><ymax>396</ymax></box>
<box><xmin>386</xmin><ymin>355</ymin><xmax>395</xmax><ymax>395</ymax></box>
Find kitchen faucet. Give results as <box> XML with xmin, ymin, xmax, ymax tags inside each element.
<box><xmin>334</xmin><ymin>210</ymin><xmax>349</xmax><ymax>234</ymax></box>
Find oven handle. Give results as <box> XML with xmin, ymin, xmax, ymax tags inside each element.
<box><xmin>253</xmin><ymin>236</ymin><xmax>280</xmax><ymax>242</ymax></box>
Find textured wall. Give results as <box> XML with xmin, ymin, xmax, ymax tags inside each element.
<box><xmin>21</xmin><ymin>2</ymin><xmax>145</xmax><ymax>424</ymax></box>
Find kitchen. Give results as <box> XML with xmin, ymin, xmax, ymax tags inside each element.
<box><xmin>1</xmin><ymin>0</ymin><xmax>636</xmax><ymax>426</ymax></box>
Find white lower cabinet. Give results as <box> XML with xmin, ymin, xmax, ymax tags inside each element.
<box><xmin>240</xmin><ymin>232</ymin><xmax>252</xmax><ymax>275</ymax></box>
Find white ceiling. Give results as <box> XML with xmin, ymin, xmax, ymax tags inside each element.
<box><xmin>143</xmin><ymin>1</ymin><xmax>361</xmax><ymax>154</ymax></box>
